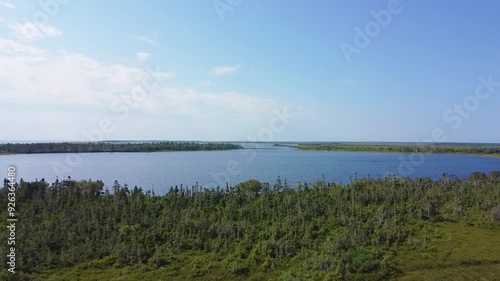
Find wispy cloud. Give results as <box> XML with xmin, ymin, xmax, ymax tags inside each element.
<box><xmin>200</xmin><ymin>80</ymin><xmax>212</xmax><ymax>87</ymax></box>
<box><xmin>136</xmin><ymin>52</ymin><xmax>150</xmax><ymax>63</ymax></box>
<box><xmin>9</xmin><ymin>22</ymin><xmax>62</xmax><ymax>43</ymax></box>
<box><xmin>211</xmin><ymin>65</ymin><xmax>239</xmax><ymax>76</ymax></box>
<box><xmin>0</xmin><ymin>40</ymin><xmax>175</xmax><ymax>107</ymax></box>
<box><xmin>0</xmin><ymin>40</ymin><xmax>309</xmax><ymax>141</ymax></box>
<box><xmin>0</xmin><ymin>1</ymin><xmax>15</xmax><ymax>9</ymax></box>
<box><xmin>0</xmin><ymin>38</ymin><xmax>46</xmax><ymax>56</ymax></box>
<box><xmin>130</xmin><ymin>34</ymin><xmax>158</xmax><ymax>46</ymax></box>
<box><xmin>153</xmin><ymin>72</ymin><xmax>175</xmax><ymax>80</ymax></box>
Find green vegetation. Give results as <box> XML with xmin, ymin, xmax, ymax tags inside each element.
<box><xmin>0</xmin><ymin>142</ymin><xmax>243</xmax><ymax>154</ymax></box>
<box><xmin>396</xmin><ymin>223</ymin><xmax>500</xmax><ymax>280</ymax></box>
<box><xmin>1</xmin><ymin>171</ymin><xmax>499</xmax><ymax>280</ymax></box>
<box><xmin>294</xmin><ymin>143</ymin><xmax>500</xmax><ymax>156</ymax></box>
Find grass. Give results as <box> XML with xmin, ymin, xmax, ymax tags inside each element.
<box><xmin>34</xmin><ymin>223</ymin><xmax>500</xmax><ymax>281</ymax></box>
<box><xmin>36</xmin><ymin>251</ymin><xmax>283</xmax><ymax>281</ymax></box>
<box><xmin>398</xmin><ymin>264</ymin><xmax>500</xmax><ymax>281</ymax></box>
<box><xmin>396</xmin><ymin>222</ymin><xmax>500</xmax><ymax>280</ymax></box>
<box><xmin>478</xmin><ymin>154</ymin><xmax>500</xmax><ymax>158</ymax></box>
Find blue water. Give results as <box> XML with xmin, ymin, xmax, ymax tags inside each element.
<box><xmin>0</xmin><ymin>143</ymin><xmax>499</xmax><ymax>194</ymax></box>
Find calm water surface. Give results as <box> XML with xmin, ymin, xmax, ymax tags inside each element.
<box><xmin>1</xmin><ymin>143</ymin><xmax>499</xmax><ymax>194</ymax></box>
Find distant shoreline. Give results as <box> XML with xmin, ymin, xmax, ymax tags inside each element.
<box><xmin>0</xmin><ymin>142</ymin><xmax>243</xmax><ymax>155</ymax></box>
<box><xmin>276</xmin><ymin>143</ymin><xmax>500</xmax><ymax>158</ymax></box>
<box><xmin>2</xmin><ymin>142</ymin><xmax>500</xmax><ymax>158</ymax></box>
<box><xmin>477</xmin><ymin>153</ymin><xmax>500</xmax><ymax>158</ymax></box>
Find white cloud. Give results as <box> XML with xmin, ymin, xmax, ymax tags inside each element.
<box><xmin>200</xmin><ymin>80</ymin><xmax>212</xmax><ymax>87</ymax></box>
<box><xmin>0</xmin><ymin>40</ymin><xmax>309</xmax><ymax>141</ymax></box>
<box><xmin>130</xmin><ymin>34</ymin><xmax>157</xmax><ymax>46</ymax></box>
<box><xmin>136</xmin><ymin>52</ymin><xmax>150</xmax><ymax>63</ymax></box>
<box><xmin>0</xmin><ymin>40</ymin><xmax>174</xmax><ymax>107</ymax></box>
<box><xmin>212</xmin><ymin>65</ymin><xmax>240</xmax><ymax>76</ymax></box>
<box><xmin>0</xmin><ymin>16</ymin><xmax>4</xmax><ymax>21</ymax></box>
<box><xmin>153</xmin><ymin>72</ymin><xmax>175</xmax><ymax>80</ymax></box>
<box><xmin>153</xmin><ymin>88</ymin><xmax>279</xmax><ymax>117</ymax></box>
<box><xmin>0</xmin><ymin>38</ymin><xmax>46</xmax><ymax>56</ymax></box>
<box><xmin>0</xmin><ymin>1</ymin><xmax>15</xmax><ymax>9</ymax></box>
<box><xmin>9</xmin><ymin>22</ymin><xmax>62</xmax><ymax>42</ymax></box>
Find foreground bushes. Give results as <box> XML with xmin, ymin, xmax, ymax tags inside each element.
<box><xmin>0</xmin><ymin>171</ymin><xmax>499</xmax><ymax>280</ymax></box>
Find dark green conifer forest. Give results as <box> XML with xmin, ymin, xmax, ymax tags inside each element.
<box><xmin>0</xmin><ymin>142</ymin><xmax>243</xmax><ymax>154</ymax></box>
<box><xmin>1</xmin><ymin>172</ymin><xmax>499</xmax><ymax>280</ymax></box>
<box><xmin>295</xmin><ymin>143</ymin><xmax>500</xmax><ymax>156</ymax></box>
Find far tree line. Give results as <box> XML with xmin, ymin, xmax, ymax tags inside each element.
<box><xmin>0</xmin><ymin>142</ymin><xmax>243</xmax><ymax>154</ymax></box>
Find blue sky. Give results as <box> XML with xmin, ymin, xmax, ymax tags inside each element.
<box><xmin>0</xmin><ymin>0</ymin><xmax>499</xmax><ymax>142</ymax></box>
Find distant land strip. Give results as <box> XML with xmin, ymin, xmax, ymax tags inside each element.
<box><xmin>277</xmin><ymin>143</ymin><xmax>500</xmax><ymax>157</ymax></box>
<box><xmin>0</xmin><ymin>142</ymin><xmax>243</xmax><ymax>154</ymax></box>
